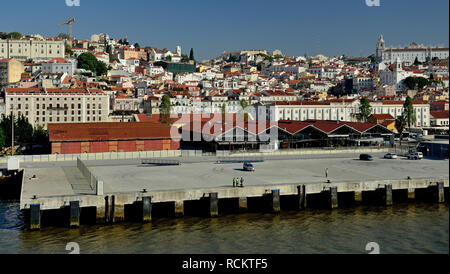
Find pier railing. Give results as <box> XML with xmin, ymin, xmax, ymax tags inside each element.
<box><xmin>1</xmin><ymin>147</ymin><xmax>390</xmax><ymax>164</ymax></box>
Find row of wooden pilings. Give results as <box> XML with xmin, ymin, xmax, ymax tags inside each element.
<box><xmin>27</xmin><ymin>182</ymin><xmax>447</xmax><ymax>230</ymax></box>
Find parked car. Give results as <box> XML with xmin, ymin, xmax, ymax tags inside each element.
<box><xmin>360</xmin><ymin>154</ymin><xmax>374</xmax><ymax>161</ymax></box>
<box><xmin>384</xmin><ymin>153</ymin><xmax>398</xmax><ymax>159</ymax></box>
<box><xmin>243</xmin><ymin>162</ymin><xmax>255</xmax><ymax>171</ymax></box>
<box><xmin>408</xmin><ymin>152</ymin><xmax>423</xmax><ymax>160</ymax></box>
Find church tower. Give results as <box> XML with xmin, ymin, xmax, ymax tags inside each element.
<box><xmin>376</xmin><ymin>34</ymin><xmax>385</xmax><ymax>63</ymax></box>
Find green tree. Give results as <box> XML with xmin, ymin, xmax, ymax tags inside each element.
<box><xmin>395</xmin><ymin>112</ymin><xmax>407</xmax><ymax>145</ymax></box>
<box><xmin>165</xmin><ymin>55</ymin><xmax>172</xmax><ymax>62</ymax></box>
<box><xmin>368</xmin><ymin>54</ymin><xmax>376</xmax><ymax>63</ymax></box>
<box><xmin>189</xmin><ymin>48</ymin><xmax>194</xmax><ymax>60</ymax></box>
<box><xmin>403</xmin><ymin>77</ymin><xmax>417</xmax><ymax>90</ymax></box>
<box><xmin>416</xmin><ymin>77</ymin><xmax>429</xmax><ymax>90</ymax></box>
<box><xmin>159</xmin><ymin>94</ymin><xmax>172</xmax><ymax>125</ymax></box>
<box><xmin>0</xmin><ymin>113</ymin><xmax>34</xmax><ymax>148</ymax></box>
<box><xmin>58</xmin><ymin>33</ymin><xmax>70</xmax><ymax>40</ymax></box>
<box><xmin>359</xmin><ymin>97</ymin><xmax>372</xmax><ymax>122</ymax></box>
<box><xmin>65</xmin><ymin>43</ymin><xmax>73</xmax><ymax>57</ymax></box>
<box><xmin>134</xmin><ymin>43</ymin><xmax>140</xmax><ymax>49</ymax></box>
<box><xmin>0</xmin><ymin>32</ymin><xmax>7</xmax><ymax>39</ymax></box>
<box><xmin>7</xmin><ymin>32</ymin><xmax>22</xmax><ymax>39</ymax></box>
<box><xmin>403</xmin><ymin>96</ymin><xmax>416</xmax><ymax>131</ymax></box>
<box><xmin>33</xmin><ymin>125</ymin><xmax>49</xmax><ymax>145</ymax></box>
<box><xmin>77</xmin><ymin>52</ymin><xmax>108</xmax><ymax>76</ymax></box>
<box><xmin>0</xmin><ymin>127</ymin><xmax>6</xmax><ymax>149</ymax></box>
<box><xmin>413</xmin><ymin>57</ymin><xmax>420</xmax><ymax>66</ymax></box>
<box><xmin>181</xmin><ymin>54</ymin><xmax>189</xmax><ymax>63</ymax></box>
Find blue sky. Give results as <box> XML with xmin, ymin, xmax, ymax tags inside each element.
<box><xmin>0</xmin><ymin>0</ymin><xmax>448</xmax><ymax>60</ymax></box>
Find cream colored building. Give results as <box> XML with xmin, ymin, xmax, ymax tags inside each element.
<box><xmin>5</xmin><ymin>88</ymin><xmax>110</xmax><ymax>129</ymax></box>
<box><xmin>0</xmin><ymin>39</ymin><xmax>65</xmax><ymax>61</ymax></box>
<box><xmin>0</xmin><ymin>58</ymin><xmax>24</xmax><ymax>85</ymax></box>
<box><xmin>253</xmin><ymin>99</ymin><xmax>431</xmax><ymax>128</ymax></box>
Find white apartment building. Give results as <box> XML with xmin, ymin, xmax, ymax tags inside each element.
<box><xmin>41</xmin><ymin>58</ymin><xmax>77</xmax><ymax>76</ymax></box>
<box><xmin>0</xmin><ymin>39</ymin><xmax>65</xmax><ymax>61</ymax></box>
<box><xmin>252</xmin><ymin>99</ymin><xmax>430</xmax><ymax>128</ymax></box>
<box><xmin>4</xmin><ymin>88</ymin><xmax>110</xmax><ymax>128</ymax></box>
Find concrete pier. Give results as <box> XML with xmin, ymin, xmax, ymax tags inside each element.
<box><xmin>208</xmin><ymin>193</ymin><xmax>219</xmax><ymax>217</ymax></box>
<box><xmin>142</xmin><ymin>196</ymin><xmax>152</xmax><ymax>222</ymax></box>
<box><xmin>271</xmin><ymin>189</ymin><xmax>281</xmax><ymax>213</ymax></box>
<box><xmin>297</xmin><ymin>185</ymin><xmax>306</xmax><ymax>210</ymax></box>
<box><xmin>16</xmin><ymin>155</ymin><xmax>448</xmax><ymax>228</ymax></box>
<box><xmin>174</xmin><ymin>200</ymin><xmax>184</xmax><ymax>217</ymax></box>
<box><xmin>30</xmin><ymin>204</ymin><xmax>40</xmax><ymax>230</ymax></box>
<box><xmin>330</xmin><ymin>186</ymin><xmax>338</xmax><ymax>209</ymax></box>
<box><xmin>69</xmin><ymin>201</ymin><xmax>80</xmax><ymax>228</ymax></box>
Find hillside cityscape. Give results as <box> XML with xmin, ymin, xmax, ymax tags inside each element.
<box><xmin>0</xmin><ymin>30</ymin><xmax>448</xmax><ymax>155</ymax></box>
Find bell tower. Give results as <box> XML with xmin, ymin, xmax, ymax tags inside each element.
<box><xmin>376</xmin><ymin>34</ymin><xmax>385</xmax><ymax>63</ymax></box>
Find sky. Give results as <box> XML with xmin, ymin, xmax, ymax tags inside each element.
<box><xmin>0</xmin><ymin>0</ymin><xmax>448</xmax><ymax>60</ymax></box>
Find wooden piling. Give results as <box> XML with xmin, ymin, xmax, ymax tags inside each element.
<box><xmin>142</xmin><ymin>196</ymin><xmax>152</xmax><ymax>222</ymax></box>
<box><xmin>297</xmin><ymin>185</ymin><xmax>306</xmax><ymax>210</ymax></box>
<box><xmin>69</xmin><ymin>201</ymin><xmax>80</xmax><ymax>228</ymax></box>
<box><xmin>30</xmin><ymin>204</ymin><xmax>41</xmax><ymax>230</ymax></box>
<box><xmin>384</xmin><ymin>184</ymin><xmax>393</xmax><ymax>206</ymax></box>
<box><xmin>238</xmin><ymin>197</ymin><xmax>248</xmax><ymax>213</ymax></box>
<box><xmin>330</xmin><ymin>186</ymin><xmax>338</xmax><ymax>209</ymax></box>
<box><xmin>174</xmin><ymin>200</ymin><xmax>184</xmax><ymax>217</ymax></box>
<box><xmin>271</xmin><ymin>189</ymin><xmax>281</xmax><ymax>213</ymax></box>
<box><xmin>209</xmin><ymin>193</ymin><xmax>219</xmax><ymax>217</ymax></box>
<box><xmin>437</xmin><ymin>182</ymin><xmax>445</xmax><ymax>203</ymax></box>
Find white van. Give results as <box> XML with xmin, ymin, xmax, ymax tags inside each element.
<box><xmin>408</xmin><ymin>152</ymin><xmax>423</xmax><ymax>160</ymax></box>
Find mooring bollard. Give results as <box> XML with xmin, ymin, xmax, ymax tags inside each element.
<box><xmin>30</xmin><ymin>204</ymin><xmax>41</xmax><ymax>230</ymax></box>
<box><xmin>297</xmin><ymin>185</ymin><xmax>306</xmax><ymax>210</ymax></box>
<box><xmin>142</xmin><ymin>196</ymin><xmax>152</xmax><ymax>222</ymax></box>
<box><xmin>69</xmin><ymin>201</ymin><xmax>80</xmax><ymax>228</ymax></box>
<box><xmin>271</xmin><ymin>189</ymin><xmax>281</xmax><ymax>213</ymax></box>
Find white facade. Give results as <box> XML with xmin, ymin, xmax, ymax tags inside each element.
<box><xmin>376</xmin><ymin>35</ymin><xmax>449</xmax><ymax>64</ymax></box>
<box><xmin>253</xmin><ymin>100</ymin><xmax>430</xmax><ymax>128</ymax></box>
<box><xmin>0</xmin><ymin>39</ymin><xmax>65</xmax><ymax>61</ymax></box>
<box><xmin>5</xmin><ymin>88</ymin><xmax>110</xmax><ymax>129</ymax></box>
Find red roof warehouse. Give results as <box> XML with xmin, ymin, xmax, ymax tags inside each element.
<box><xmin>48</xmin><ymin>122</ymin><xmax>180</xmax><ymax>154</ymax></box>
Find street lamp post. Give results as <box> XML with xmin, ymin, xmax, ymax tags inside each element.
<box><xmin>11</xmin><ymin>111</ymin><xmax>14</xmax><ymax>156</ymax></box>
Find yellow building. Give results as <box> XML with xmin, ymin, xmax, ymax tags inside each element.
<box><xmin>0</xmin><ymin>58</ymin><xmax>24</xmax><ymax>85</ymax></box>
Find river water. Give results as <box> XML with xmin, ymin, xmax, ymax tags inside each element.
<box><xmin>0</xmin><ymin>201</ymin><xmax>448</xmax><ymax>254</ymax></box>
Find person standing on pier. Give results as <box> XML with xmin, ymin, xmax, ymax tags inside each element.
<box><xmin>325</xmin><ymin>168</ymin><xmax>329</xmax><ymax>178</ymax></box>
<box><xmin>240</xmin><ymin>177</ymin><xmax>244</xmax><ymax>187</ymax></box>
